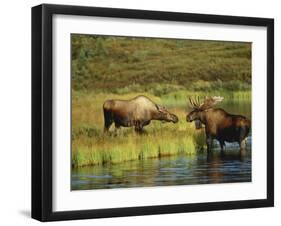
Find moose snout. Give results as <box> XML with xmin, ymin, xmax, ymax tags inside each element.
<box><xmin>172</xmin><ymin>115</ymin><xmax>179</xmax><ymax>123</ymax></box>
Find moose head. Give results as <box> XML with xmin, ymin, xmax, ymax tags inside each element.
<box><xmin>186</xmin><ymin>96</ymin><xmax>224</xmax><ymax>129</ymax></box>
<box><xmin>156</xmin><ymin>104</ymin><xmax>179</xmax><ymax>123</ymax></box>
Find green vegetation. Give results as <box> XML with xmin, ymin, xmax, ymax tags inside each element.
<box><xmin>71</xmin><ymin>35</ymin><xmax>251</xmax><ymax>168</ymax></box>
<box><xmin>71</xmin><ymin>35</ymin><xmax>251</xmax><ymax>92</ymax></box>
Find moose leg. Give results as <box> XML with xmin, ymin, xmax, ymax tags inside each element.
<box><xmin>134</xmin><ymin>120</ymin><xmax>143</xmax><ymax>134</ymax></box>
<box><xmin>103</xmin><ymin>110</ymin><xmax>113</xmax><ymax>132</ymax></box>
<box><xmin>219</xmin><ymin>140</ymin><xmax>226</xmax><ymax>152</ymax></box>
<box><xmin>219</xmin><ymin>140</ymin><xmax>226</xmax><ymax>157</ymax></box>
<box><xmin>239</xmin><ymin>139</ymin><xmax>246</xmax><ymax>150</ymax></box>
<box><xmin>104</xmin><ymin>120</ymin><xmax>113</xmax><ymax>132</ymax></box>
<box><xmin>114</xmin><ymin>123</ymin><xmax>121</xmax><ymax>135</ymax></box>
<box><xmin>239</xmin><ymin>139</ymin><xmax>247</xmax><ymax>158</ymax></box>
<box><xmin>239</xmin><ymin>126</ymin><xmax>248</xmax><ymax>152</ymax></box>
<box><xmin>206</xmin><ymin>135</ymin><xmax>213</xmax><ymax>153</ymax></box>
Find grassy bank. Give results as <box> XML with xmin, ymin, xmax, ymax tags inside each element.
<box><xmin>159</xmin><ymin>89</ymin><xmax>251</xmax><ymax>107</ymax></box>
<box><xmin>71</xmin><ymin>90</ymin><xmax>250</xmax><ymax>167</ymax></box>
<box><xmin>72</xmin><ymin>126</ymin><xmax>204</xmax><ymax>167</ymax></box>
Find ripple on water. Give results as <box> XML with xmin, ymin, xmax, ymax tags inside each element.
<box><xmin>72</xmin><ymin>150</ymin><xmax>252</xmax><ymax>190</ymax></box>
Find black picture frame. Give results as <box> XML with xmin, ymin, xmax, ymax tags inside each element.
<box><xmin>32</xmin><ymin>3</ymin><xmax>274</xmax><ymax>222</ymax></box>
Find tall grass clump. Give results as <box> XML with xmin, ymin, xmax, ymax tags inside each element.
<box><xmin>72</xmin><ymin>125</ymin><xmax>204</xmax><ymax>167</ymax></box>
<box><xmin>72</xmin><ymin>129</ymin><xmax>203</xmax><ymax>167</ymax></box>
<box><xmin>139</xmin><ymin>142</ymin><xmax>159</xmax><ymax>159</ymax></box>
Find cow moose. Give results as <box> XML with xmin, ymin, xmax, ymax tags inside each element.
<box><xmin>186</xmin><ymin>96</ymin><xmax>250</xmax><ymax>152</ymax></box>
<box><xmin>103</xmin><ymin>95</ymin><xmax>178</xmax><ymax>133</ymax></box>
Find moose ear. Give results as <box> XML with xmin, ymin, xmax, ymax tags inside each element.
<box><xmin>156</xmin><ymin>105</ymin><xmax>166</xmax><ymax>112</ymax></box>
<box><xmin>155</xmin><ymin>104</ymin><xmax>160</xmax><ymax>110</ymax></box>
<box><xmin>156</xmin><ymin>104</ymin><xmax>163</xmax><ymax>112</ymax></box>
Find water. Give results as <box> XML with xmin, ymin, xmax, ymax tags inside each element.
<box><xmin>71</xmin><ymin>100</ymin><xmax>252</xmax><ymax>190</ymax></box>
<box><xmin>220</xmin><ymin>100</ymin><xmax>251</xmax><ymax>120</ymax></box>
<box><xmin>72</xmin><ymin>150</ymin><xmax>251</xmax><ymax>190</ymax></box>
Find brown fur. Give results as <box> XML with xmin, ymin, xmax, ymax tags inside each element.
<box><xmin>187</xmin><ymin>107</ymin><xmax>250</xmax><ymax>152</ymax></box>
<box><xmin>103</xmin><ymin>95</ymin><xmax>178</xmax><ymax>133</ymax></box>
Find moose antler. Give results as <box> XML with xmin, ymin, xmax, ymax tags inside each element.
<box><xmin>188</xmin><ymin>96</ymin><xmax>202</xmax><ymax>109</ymax></box>
<box><xmin>188</xmin><ymin>96</ymin><xmax>223</xmax><ymax>110</ymax></box>
<box><xmin>200</xmin><ymin>96</ymin><xmax>224</xmax><ymax>110</ymax></box>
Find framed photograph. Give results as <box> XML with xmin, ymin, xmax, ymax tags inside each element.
<box><xmin>32</xmin><ymin>4</ymin><xmax>274</xmax><ymax>221</ymax></box>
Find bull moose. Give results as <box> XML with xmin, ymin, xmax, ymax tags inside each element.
<box><xmin>186</xmin><ymin>96</ymin><xmax>250</xmax><ymax>152</ymax></box>
<box><xmin>103</xmin><ymin>95</ymin><xmax>178</xmax><ymax>133</ymax></box>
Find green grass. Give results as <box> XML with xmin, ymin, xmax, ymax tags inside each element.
<box><xmin>159</xmin><ymin>90</ymin><xmax>251</xmax><ymax>107</ymax></box>
<box><xmin>72</xmin><ymin>128</ymin><xmax>201</xmax><ymax>168</ymax></box>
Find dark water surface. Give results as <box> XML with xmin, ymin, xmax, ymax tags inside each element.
<box><xmin>71</xmin><ymin>100</ymin><xmax>252</xmax><ymax>190</ymax></box>
<box><xmin>72</xmin><ymin>150</ymin><xmax>251</xmax><ymax>190</ymax></box>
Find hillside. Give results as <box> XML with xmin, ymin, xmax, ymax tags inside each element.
<box><xmin>71</xmin><ymin>34</ymin><xmax>251</xmax><ymax>94</ymax></box>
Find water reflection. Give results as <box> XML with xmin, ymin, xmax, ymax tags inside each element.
<box><xmin>72</xmin><ymin>149</ymin><xmax>251</xmax><ymax>190</ymax></box>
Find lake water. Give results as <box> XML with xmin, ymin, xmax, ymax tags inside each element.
<box><xmin>72</xmin><ymin>150</ymin><xmax>251</xmax><ymax>190</ymax></box>
<box><xmin>71</xmin><ymin>100</ymin><xmax>251</xmax><ymax>190</ymax></box>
